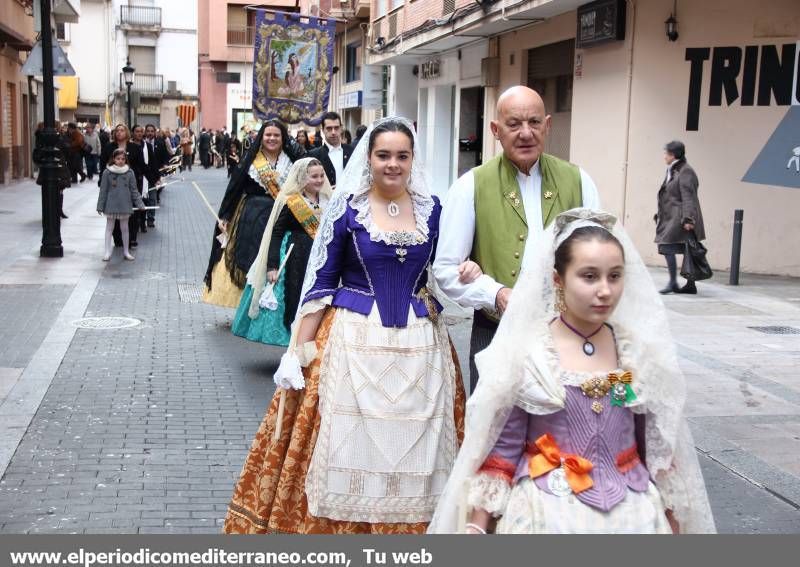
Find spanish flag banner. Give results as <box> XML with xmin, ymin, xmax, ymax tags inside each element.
<box><xmin>177</xmin><ymin>104</ymin><xmax>197</xmax><ymax>127</ymax></box>
<box><xmin>252</xmin><ymin>10</ymin><xmax>335</xmax><ymax>125</ymax></box>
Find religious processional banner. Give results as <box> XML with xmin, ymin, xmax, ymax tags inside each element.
<box><xmin>251</xmin><ymin>10</ymin><xmax>335</xmax><ymax>125</ymax></box>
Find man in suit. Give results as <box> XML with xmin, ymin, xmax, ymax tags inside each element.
<box><xmin>198</xmin><ymin>128</ymin><xmax>211</xmax><ymax>169</ymax></box>
<box><xmin>144</xmin><ymin>124</ymin><xmax>165</xmax><ymax>226</ymax></box>
<box><xmin>655</xmin><ymin>140</ymin><xmax>705</xmax><ymax>295</ymax></box>
<box><xmin>129</xmin><ymin>125</ymin><xmax>158</xmax><ymax>234</ymax></box>
<box><xmin>307</xmin><ymin>111</ymin><xmax>353</xmax><ymax>187</ymax></box>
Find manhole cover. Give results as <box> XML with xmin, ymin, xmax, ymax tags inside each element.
<box><xmin>748</xmin><ymin>326</ymin><xmax>800</xmax><ymax>335</ymax></box>
<box><xmin>71</xmin><ymin>317</ymin><xmax>142</xmax><ymax>329</ymax></box>
<box><xmin>177</xmin><ymin>282</ymin><xmax>203</xmax><ymax>303</ymax></box>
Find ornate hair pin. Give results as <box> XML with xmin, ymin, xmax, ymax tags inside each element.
<box><xmin>554</xmin><ymin>208</ymin><xmax>617</xmax><ymax>235</ymax></box>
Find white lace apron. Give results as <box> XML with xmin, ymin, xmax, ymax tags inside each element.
<box><xmin>305</xmin><ymin>305</ymin><xmax>459</xmax><ymax>523</ymax></box>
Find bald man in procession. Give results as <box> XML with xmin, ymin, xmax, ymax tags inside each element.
<box><xmin>433</xmin><ymin>86</ymin><xmax>601</xmax><ymax>392</ymax></box>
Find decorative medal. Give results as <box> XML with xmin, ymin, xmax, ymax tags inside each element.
<box><xmin>612</xmin><ymin>382</ymin><xmax>628</xmax><ymax>404</ymax></box>
<box><xmin>395</xmin><ymin>248</ymin><xmax>407</xmax><ymax>263</ymax></box>
<box><xmin>547</xmin><ymin>465</ymin><xmax>572</xmax><ymax>497</ymax></box>
<box><xmin>387</xmin><ymin>201</ymin><xmax>400</xmax><ymax>217</ymax></box>
<box><xmin>608</xmin><ymin>371</ymin><xmax>637</xmax><ymax>407</ymax></box>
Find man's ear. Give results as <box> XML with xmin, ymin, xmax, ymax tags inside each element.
<box><xmin>490</xmin><ymin>120</ymin><xmax>500</xmax><ymax>140</ymax></box>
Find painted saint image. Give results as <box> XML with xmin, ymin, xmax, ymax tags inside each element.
<box><xmin>267</xmin><ymin>39</ymin><xmax>316</xmax><ymax>103</ymax></box>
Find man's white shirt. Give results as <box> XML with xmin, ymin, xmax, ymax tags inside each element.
<box><xmin>432</xmin><ymin>159</ymin><xmax>601</xmax><ymax>311</ymax></box>
<box><xmin>324</xmin><ymin>141</ymin><xmax>344</xmax><ymax>184</ymax></box>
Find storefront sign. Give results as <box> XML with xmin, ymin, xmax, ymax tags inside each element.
<box><xmin>576</xmin><ymin>0</ymin><xmax>626</xmax><ymax>49</ymax></box>
<box><xmin>137</xmin><ymin>103</ymin><xmax>161</xmax><ymax>115</ymax></box>
<box><xmin>684</xmin><ymin>42</ymin><xmax>800</xmax><ymax>131</ymax></box>
<box><xmin>338</xmin><ymin>91</ymin><xmax>362</xmax><ymax>109</ymax></box>
<box><xmin>420</xmin><ymin>59</ymin><xmax>441</xmax><ymax>80</ymax></box>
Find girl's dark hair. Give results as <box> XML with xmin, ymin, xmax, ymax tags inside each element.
<box><xmin>554</xmin><ymin>226</ymin><xmax>624</xmax><ymax>276</ymax></box>
<box><xmin>367</xmin><ymin>120</ymin><xmax>415</xmax><ymax>155</ymax></box>
<box><xmin>108</xmin><ymin>148</ymin><xmax>127</xmax><ymax>165</ymax></box>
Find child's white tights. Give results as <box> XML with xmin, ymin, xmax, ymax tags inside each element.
<box><xmin>105</xmin><ymin>215</ymin><xmax>130</xmax><ymax>257</ymax></box>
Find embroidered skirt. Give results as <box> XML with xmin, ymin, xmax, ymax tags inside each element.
<box><xmin>231</xmin><ymin>233</ymin><xmax>291</xmax><ymax>347</ymax></box>
<box><xmin>496</xmin><ymin>477</ymin><xmax>671</xmax><ymax>534</ymax></box>
<box><xmin>223</xmin><ymin>307</ymin><xmax>466</xmax><ymax>534</ymax></box>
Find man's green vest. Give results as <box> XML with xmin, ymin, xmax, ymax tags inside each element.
<box><xmin>472</xmin><ymin>152</ymin><xmax>583</xmax><ymax>301</ymax></box>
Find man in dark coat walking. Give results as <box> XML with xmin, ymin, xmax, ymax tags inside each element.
<box><xmin>198</xmin><ymin>128</ymin><xmax>211</xmax><ymax>169</ymax></box>
<box><xmin>307</xmin><ymin>112</ymin><xmax>352</xmax><ymax>188</ymax></box>
<box><xmin>655</xmin><ymin>140</ymin><xmax>706</xmax><ymax>295</ymax></box>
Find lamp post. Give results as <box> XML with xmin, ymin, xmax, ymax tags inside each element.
<box><xmin>38</xmin><ymin>0</ymin><xmax>63</xmax><ymax>257</ymax></box>
<box><xmin>122</xmin><ymin>58</ymin><xmax>135</xmax><ymax>126</ymax></box>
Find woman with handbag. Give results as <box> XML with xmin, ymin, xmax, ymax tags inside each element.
<box><xmin>654</xmin><ymin>141</ymin><xmax>706</xmax><ymax>295</ymax></box>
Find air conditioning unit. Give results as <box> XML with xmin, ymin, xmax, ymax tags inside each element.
<box><xmin>167</xmin><ymin>80</ymin><xmax>178</xmax><ymax>94</ymax></box>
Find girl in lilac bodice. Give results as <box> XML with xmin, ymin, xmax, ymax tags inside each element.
<box><xmin>428</xmin><ymin>209</ymin><xmax>715</xmax><ymax>534</ymax></box>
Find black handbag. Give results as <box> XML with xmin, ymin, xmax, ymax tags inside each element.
<box><xmin>681</xmin><ymin>231</ymin><xmax>713</xmax><ymax>281</ymax></box>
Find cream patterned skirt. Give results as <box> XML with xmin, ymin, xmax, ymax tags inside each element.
<box><xmin>496</xmin><ymin>478</ymin><xmax>672</xmax><ymax>534</ymax></box>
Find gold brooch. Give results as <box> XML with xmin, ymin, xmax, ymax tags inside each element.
<box><xmin>580</xmin><ymin>376</ymin><xmax>611</xmax><ymax>398</ymax></box>
<box><xmin>544</xmin><ymin>191</ymin><xmax>554</xmax><ymax>199</ymax></box>
<box><xmin>506</xmin><ymin>192</ymin><xmax>521</xmax><ymax>207</ymax></box>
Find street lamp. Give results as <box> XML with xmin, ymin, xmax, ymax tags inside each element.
<box><xmin>122</xmin><ymin>58</ymin><xmax>135</xmax><ymax>126</ymax></box>
<box><xmin>38</xmin><ymin>0</ymin><xmax>63</xmax><ymax>257</ymax></box>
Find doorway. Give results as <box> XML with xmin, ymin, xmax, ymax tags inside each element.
<box><xmin>457</xmin><ymin>86</ymin><xmax>484</xmax><ymax>177</ymax></box>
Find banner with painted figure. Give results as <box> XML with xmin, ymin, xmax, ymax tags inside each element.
<box><xmin>252</xmin><ymin>10</ymin><xmax>335</xmax><ymax>125</ymax></box>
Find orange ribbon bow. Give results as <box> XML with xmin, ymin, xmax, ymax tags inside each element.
<box><xmin>528</xmin><ymin>433</ymin><xmax>594</xmax><ymax>494</ymax></box>
<box><xmin>608</xmin><ymin>370</ymin><xmax>633</xmax><ymax>384</ymax></box>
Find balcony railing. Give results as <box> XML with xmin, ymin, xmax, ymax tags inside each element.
<box><xmin>227</xmin><ymin>26</ymin><xmax>255</xmax><ymax>46</ymax></box>
<box><xmin>120</xmin><ymin>73</ymin><xmax>164</xmax><ymax>95</ymax></box>
<box><xmin>120</xmin><ymin>5</ymin><xmax>162</xmax><ymax>28</ymax></box>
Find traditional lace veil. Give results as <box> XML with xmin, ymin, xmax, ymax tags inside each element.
<box><xmin>428</xmin><ymin>208</ymin><xmax>715</xmax><ymax>534</ymax></box>
<box><xmin>245</xmin><ymin>157</ymin><xmax>333</xmax><ymax>319</ymax></box>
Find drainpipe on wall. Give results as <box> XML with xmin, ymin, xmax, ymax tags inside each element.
<box><xmin>620</xmin><ymin>0</ymin><xmax>636</xmax><ymax>224</ymax></box>
<box><xmin>482</xmin><ymin>36</ymin><xmax>500</xmax><ymax>161</ymax></box>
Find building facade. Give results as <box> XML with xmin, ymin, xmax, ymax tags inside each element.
<box><xmin>199</xmin><ymin>0</ymin><xmax>382</xmax><ymax>141</ymax></box>
<box><xmin>1</xmin><ymin>0</ymin><xmax>81</xmax><ymax>184</ymax></box>
<box><xmin>198</xmin><ymin>0</ymin><xmax>300</xmax><ymax>138</ymax></box>
<box><xmin>368</xmin><ymin>0</ymin><xmax>800</xmax><ymax>277</ymax></box>
<box><xmin>57</xmin><ymin>0</ymin><xmax>198</xmax><ymax>129</ymax></box>
<box><xmin>0</xmin><ymin>0</ymin><xmax>37</xmax><ymax>184</ymax></box>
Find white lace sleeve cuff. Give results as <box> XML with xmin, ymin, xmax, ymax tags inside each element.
<box><xmin>466</xmin><ymin>473</ymin><xmax>512</xmax><ymax>517</ymax></box>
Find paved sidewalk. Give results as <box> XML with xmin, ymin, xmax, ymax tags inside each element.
<box><xmin>0</xmin><ymin>168</ymin><xmax>798</xmax><ymax>533</ymax></box>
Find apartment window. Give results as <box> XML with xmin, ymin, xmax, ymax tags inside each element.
<box><xmin>391</xmin><ymin>0</ymin><xmax>404</xmax><ymax>10</ymax></box>
<box><xmin>375</xmin><ymin>0</ymin><xmax>387</xmax><ymax>18</ymax></box>
<box><xmin>129</xmin><ymin>45</ymin><xmax>156</xmax><ymax>75</ymax></box>
<box><xmin>345</xmin><ymin>43</ymin><xmax>361</xmax><ymax>83</ymax></box>
<box><xmin>56</xmin><ymin>22</ymin><xmax>69</xmax><ymax>42</ymax></box>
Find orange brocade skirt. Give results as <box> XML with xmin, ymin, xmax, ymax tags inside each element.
<box><xmin>223</xmin><ymin>308</ymin><xmax>466</xmax><ymax>534</ymax></box>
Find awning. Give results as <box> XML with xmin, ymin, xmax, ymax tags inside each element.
<box><xmin>56</xmin><ymin>76</ymin><xmax>79</xmax><ymax>109</ymax></box>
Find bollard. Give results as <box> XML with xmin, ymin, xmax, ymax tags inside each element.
<box><xmin>729</xmin><ymin>209</ymin><xmax>744</xmax><ymax>285</ymax></box>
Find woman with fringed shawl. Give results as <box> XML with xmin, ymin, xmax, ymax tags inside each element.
<box><xmin>202</xmin><ymin>120</ymin><xmax>300</xmax><ymax>308</ymax></box>
<box><xmin>232</xmin><ymin>157</ymin><xmax>332</xmax><ymax>346</ymax></box>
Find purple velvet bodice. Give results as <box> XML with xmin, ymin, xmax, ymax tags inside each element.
<box><xmin>482</xmin><ymin>386</ymin><xmax>650</xmax><ymax>512</ymax></box>
<box><xmin>302</xmin><ymin>197</ymin><xmax>443</xmax><ymax>328</ymax></box>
